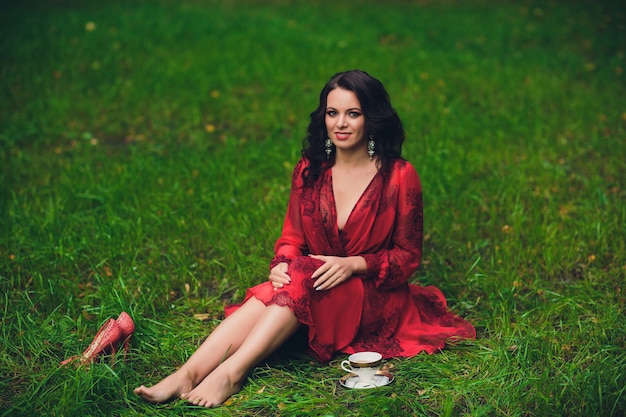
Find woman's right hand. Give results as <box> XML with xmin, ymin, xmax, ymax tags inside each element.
<box><xmin>269</xmin><ymin>262</ymin><xmax>291</xmax><ymax>290</ymax></box>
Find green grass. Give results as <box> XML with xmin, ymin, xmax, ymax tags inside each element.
<box><xmin>1</xmin><ymin>0</ymin><xmax>625</xmax><ymax>415</ymax></box>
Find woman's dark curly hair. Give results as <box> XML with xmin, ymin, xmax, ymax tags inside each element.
<box><xmin>301</xmin><ymin>69</ymin><xmax>405</xmax><ymax>186</ymax></box>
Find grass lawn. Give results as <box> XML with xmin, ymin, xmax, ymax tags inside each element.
<box><xmin>1</xmin><ymin>0</ymin><xmax>625</xmax><ymax>415</ymax></box>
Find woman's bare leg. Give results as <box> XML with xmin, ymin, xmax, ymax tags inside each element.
<box><xmin>134</xmin><ymin>297</ymin><xmax>268</xmax><ymax>403</ymax></box>
<box><xmin>182</xmin><ymin>303</ymin><xmax>300</xmax><ymax>407</ymax></box>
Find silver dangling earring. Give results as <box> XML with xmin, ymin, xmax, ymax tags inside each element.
<box><xmin>367</xmin><ymin>135</ymin><xmax>375</xmax><ymax>160</ymax></box>
<box><xmin>325</xmin><ymin>138</ymin><xmax>333</xmax><ymax>160</ymax></box>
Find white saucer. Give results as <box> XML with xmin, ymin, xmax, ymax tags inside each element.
<box><xmin>339</xmin><ymin>372</ymin><xmax>394</xmax><ymax>389</ymax></box>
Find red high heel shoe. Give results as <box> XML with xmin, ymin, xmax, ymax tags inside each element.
<box><xmin>60</xmin><ymin>312</ymin><xmax>135</xmax><ymax>367</ymax></box>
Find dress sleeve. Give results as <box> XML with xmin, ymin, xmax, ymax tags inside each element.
<box><xmin>270</xmin><ymin>159</ymin><xmax>308</xmax><ymax>270</ymax></box>
<box><xmin>362</xmin><ymin>162</ymin><xmax>423</xmax><ymax>291</ymax></box>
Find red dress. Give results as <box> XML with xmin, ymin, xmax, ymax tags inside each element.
<box><xmin>226</xmin><ymin>158</ymin><xmax>475</xmax><ymax>361</ymax></box>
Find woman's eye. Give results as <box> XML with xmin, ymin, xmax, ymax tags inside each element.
<box><xmin>349</xmin><ymin>111</ymin><xmax>361</xmax><ymax>118</ymax></box>
<box><xmin>327</xmin><ymin>110</ymin><xmax>337</xmax><ymax>116</ymax></box>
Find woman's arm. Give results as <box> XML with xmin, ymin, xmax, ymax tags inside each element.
<box><xmin>361</xmin><ymin>162</ymin><xmax>423</xmax><ymax>291</ymax></box>
<box><xmin>270</xmin><ymin>159</ymin><xmax>308</xmax><ymax>270</ymax></box>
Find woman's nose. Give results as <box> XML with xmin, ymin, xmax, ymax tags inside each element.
<box><xmin>337</xmin><ymin>114</ymin><xmax>348</xmax><ymax>128</ymax></box>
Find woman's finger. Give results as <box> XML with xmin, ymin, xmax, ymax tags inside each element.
<box><xmin>311</xmin><ymin>262</ymin><xmax>331</xmax><ymax>279</ymax></box>
<box><xmin>314</xmin><ymin>266</ymin><xmax>337</xmax><ymax>289</ymax></box>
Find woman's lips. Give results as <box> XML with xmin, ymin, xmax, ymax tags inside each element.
<box><xmin>335</xmin><ymin>132</ymin><xmax>351</xmax><ymax>140</ymax></box>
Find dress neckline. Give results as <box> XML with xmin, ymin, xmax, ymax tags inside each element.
<box><xmin>329</xmin><ymin>168</ymin><xmax>380</xmax><ymax>233</ymax></box>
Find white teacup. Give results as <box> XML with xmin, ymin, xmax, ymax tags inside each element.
<box><xmin>341</xmin><ymin>351</ymin><xmax>383</xmax><ymax>382</ymax></box>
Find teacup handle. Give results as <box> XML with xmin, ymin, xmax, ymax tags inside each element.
<box><xmin>341</xmin><ymin>360</ymin><xmax>353</xmax><ymax>374</ymax></box>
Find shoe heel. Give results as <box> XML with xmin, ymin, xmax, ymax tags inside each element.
<box><xmin>60</xmin><ymin>317</ymin><xmax>123</xmax><ymax>367</ymax></box>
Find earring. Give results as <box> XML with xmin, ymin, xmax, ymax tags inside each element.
<box><xmin>325</xmin><ymin>138</ymin><xmax>333</xmax><ymax>160</ymax></box>
<box><xmin>367</xmin><ymin>135</ymin><xmax>375</xmax><ymax>160</ymax></box>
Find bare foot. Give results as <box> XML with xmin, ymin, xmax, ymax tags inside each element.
<box><xmin>181</xmin><ymin>366</ymin><xmax>243</xmax><ymax>408</ymax></box>
<box><xmin>134</xmin><ymin>368</ymin><xmax>194</xmax><ymax>404</ymax></box>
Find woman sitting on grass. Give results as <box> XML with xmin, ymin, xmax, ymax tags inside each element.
<box><xmin>135</xmin><ymin>69</ymin><xmax>475</xmax><ymax>408</ymax></box>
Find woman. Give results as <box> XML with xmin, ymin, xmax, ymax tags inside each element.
<box><xmin>135</xmin><ymin>69</ymin><xmax>475</xmax><ymax>407</ymax></box>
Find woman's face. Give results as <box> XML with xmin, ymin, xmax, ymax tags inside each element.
<box><xmin>325</xmin><ymin>87</ymin><xmax>366</xmax><ymax>155</ymax></box>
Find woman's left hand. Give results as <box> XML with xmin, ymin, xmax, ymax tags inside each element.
<box><xmin>309</xmin><ymin>255</ymin><xmax>358</xmax><ymax>291</ymax></box>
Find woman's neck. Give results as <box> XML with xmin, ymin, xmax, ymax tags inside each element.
<box><xmin>334</xmin><ymin>149</ymin><xmax>376</xmax><ymax>169</ymax></box>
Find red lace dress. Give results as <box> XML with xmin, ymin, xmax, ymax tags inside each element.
<box><xmin>225</xmin><ymin>158</ymin><xmax>475</xmax><ymax>361</ymax></box>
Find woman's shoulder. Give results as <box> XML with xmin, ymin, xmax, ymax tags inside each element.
<box><xmin>292</xmin><ymin>156</ymin><xmax>331</xmax><ymax>187</ymax></box>
<box><xmin>289</xmin><ymin>157</ymin><xmax>307</xmax><ymax>184</ymax></box>
<box><xmin>290</xmin><ymin>156</ymin><xmax>318</xmax><ymax>186</ymax></box>
<box><xmin>387</xmin><ymin>158</ymin><xmax>421</xmax><ymax>187</ymax></box>
<box><xmin>389</xmin><ymin>158</ymin><xmax>419</xmax><ymax>176</ymax></box>
<box><xmin>390</xmin><ymin>158</ymin><xmax>411</xmax><ymax>169</ymax></box>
